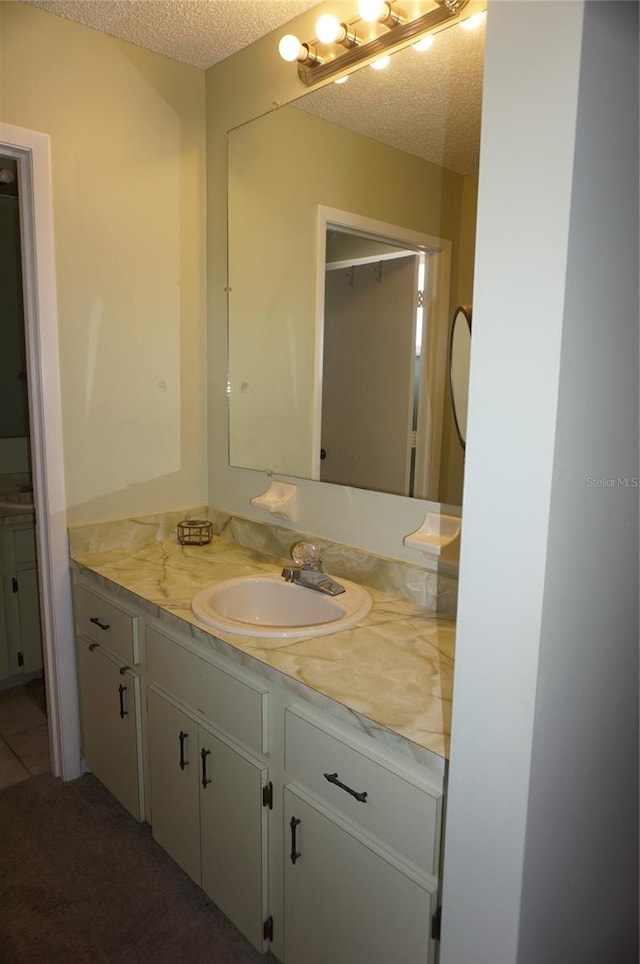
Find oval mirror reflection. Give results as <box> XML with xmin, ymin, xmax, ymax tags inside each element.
<box><xmin>450</xmin><ymin>305</ymin><xmax>472</xmax><ymax>449</ymax></box>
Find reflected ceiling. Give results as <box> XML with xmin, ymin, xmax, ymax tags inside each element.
<box><xmin>294</xmin><ymin>20</ymin><xmax>484</xmax><ymax>175</ymax></box>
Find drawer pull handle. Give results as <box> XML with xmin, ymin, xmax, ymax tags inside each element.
<box><xmin>290</xmin><ymin>816</ymin><xmax>301</xmax><ymax>864</ymax></box>
<box><xmin>324</xmin><ymin>772</ymin><xmax>368</xmax><ymax>803</ymax></box>
<box><xmin>88</xmin><ymin>642</ymin><xmax>99</xmax><ymax>652</ymax></box>
<box><xmin>179</xmin><ymin>731</ymin><xmax>189</xmax><ymax>770</ymax></box>
<box><xmin>118</xmin><ymin>683</ymin><xmax>128</xmax><ymax>719</ymax></box>
<box><xmin>201</xmin><ymin>747</ymin><xmax>211</xmax><ymax>788</ymax></box>
<box><xmin>90</xmin><ymin>616</ymin><xmax>110</xmax><ymax>631</ymax></box>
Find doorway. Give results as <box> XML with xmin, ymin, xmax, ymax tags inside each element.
<box><xmin>322</xmin><ymin>250</ymin><xmax>421</xmax><ymax>496</ymax></box>
<box><xmin>0</xmin><ymin>123</ymin><xmax>80</xmax><ymax>782</ymax></box>
<box><xmin>0</xmin><ymin>152</ymin><xmax>50</xmax><ymax>787</ymax></box>
<box><xmin>313</xmin><ymin>207</ymin><xmax>452</xmax><ymax>501</ymax></box>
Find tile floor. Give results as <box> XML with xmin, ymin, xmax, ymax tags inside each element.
<box><xmin>0</xmin><ymin>677</ymin><xmax>50</xmax><ymax>788</ymax></box>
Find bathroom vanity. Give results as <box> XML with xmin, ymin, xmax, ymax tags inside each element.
<box><xmin>71</xmin><ymin>527</ymin><xmax>453</xmax><ymax>963</ymax></box>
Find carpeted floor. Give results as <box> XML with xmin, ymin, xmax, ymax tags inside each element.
<box><xmin>0</xmin><ymin>772</ymin><xmax>273</xmax><ymax>963</ymax></box>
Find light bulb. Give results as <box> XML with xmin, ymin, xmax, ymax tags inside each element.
<box><xmin>412</xmin><ymin>35</ymin><xmax>434</xmax><ymax>52</ymax></box>
<box><xmin>278</xmin><ymin>34</ymin><xmax>304</xmax><ymax>62</ymax></box>
<box><xmin>358</xmin><ymin>0</ymin><xmax>387</xmax><ymax>23</ymax></box>
<box><xmin>315</xmin><ymin>14</ymin><xmax>343</xmax><ymax>44</ymax></box>
<box><xmin>370</xmin><ymin>54</ymin><xmax>390</xmax><ymax>70</ymax></box>
<box><xmin>461</xmin><ymin>11</ymin><xmax>485</xmax><ymax>30</ymax></box>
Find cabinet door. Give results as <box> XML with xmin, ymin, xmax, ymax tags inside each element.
<box><xmin>0</xmin><ymin>584</ymin><xmax>9</xmax><ymax>681</ymax></box>
<box><xmin>147</xmin><ymin>688</ymin><xmax>201</xmax><ymax>885</ymax></box>
<box><xmin>199</xmin><ymin>724</ymin><xmax>268</xmax><ymax>952</ymax></box>
<box><xmin>76</xmin><ymin>639</ymin><xmax>142</xmax><ymax>820</ymax></box>
<box><xmin>283</xmin><ymin>787</ymin><xmax>436</xmax><ymax>964</ymax></box>
<box><xmin>15</xmin><ymin>566</ymin><xmax>43</xmax><ymax>674</ymax></box>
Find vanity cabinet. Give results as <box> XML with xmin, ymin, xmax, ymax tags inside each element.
<box><xmin>0</xmin><ymin>521</ymin><xmax>43</xmax><ymax>683</ymax></box>
<box><xmin>284</xmin><ymin>787</ymin><xmax>436</xmax><ymax>964</ymax></box>
<box><xmin>76</xmin><ymin>638</ymin><xmax>143</xmax><ymax>819</ymax></box>
<box><xmin>146</xmin><ymin>689</ymin><xmax>201</xmax><ymax>882</ymax></box>
<box><xmin>282</xmin><ymin>706</ymin><xmax>441</xmax><ymax>964</ymax></box>
<box><xmin>74</xmin><ymin>583</ymin><xmax>143</xmax><ymax>820</ymax></box>
<box><xmin>145</xmin><ymin>625</ymin><xmax>270</xmax><ymax>953</ymax></box>
<box><xmin>147</xmin><ymin>686</ymin><xmax>268</xmax><ymax>952</ymax></box>
<box><xmin>72</xmin><ymin>572</ymin><xmax>445</xmax><ymax>963</ymax></box>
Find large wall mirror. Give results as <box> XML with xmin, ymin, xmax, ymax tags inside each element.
<box><xmin>227</xmin><ymin>17</ymin><xmax>484</xmax><ymax>507</ymax></box>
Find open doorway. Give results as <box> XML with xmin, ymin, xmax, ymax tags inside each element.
<box><xmin>0</xmin><ymin>123</ymin><xmax>80</xmax><ymax>782</ymax></box>
<box><xmin>313</xmin><ymin>207</ymin><xmax>452</xmax><ymax>501</ymax></box>
<box><xmin>0</xmin><ymin>152</ymin><xmax>50</xmax><ymax>786</ymax></box>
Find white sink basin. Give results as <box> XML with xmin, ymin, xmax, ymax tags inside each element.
<box><xmin>191</xmin><ymin>573</ymin><xmax>372</xmax><ymax>639</ymax></box>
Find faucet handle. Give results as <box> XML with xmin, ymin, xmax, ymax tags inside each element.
<box><xmin>291</xmin><ymin>541</ymin><xmax>322</xmax><ymax>571</ymax></box>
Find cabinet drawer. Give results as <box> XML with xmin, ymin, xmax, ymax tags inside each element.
<box><xmin>74</xmin><ymin>584</ymin><xmax>139</xmax><ymax>664</ymax></box>
<box><xmin>284</xmin><ymin>707</ymin><xmax>442</xmax><ymax>876</ymax></box>
<box><xmin>146</xmin><ymin>626</ymin><xmax>268</xmax><ymax>756</ymax></box>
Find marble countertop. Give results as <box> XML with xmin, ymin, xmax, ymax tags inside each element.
<box><xmin>71</xmin><ymin>538</ymin><xmax>455</xmax><ymax>762</ymax></box>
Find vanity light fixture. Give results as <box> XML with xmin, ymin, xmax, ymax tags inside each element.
<box><xmin>358</xmin><ymin>0</ymin><xmax>405</xmax><ymax>27</ymax></box>
<box><xmin>279</xmin><ymin>0</ymin><xmax>471</xmax><ymax>87</ymax></box>
<box><xmin>314</xmin><ymin>14</ymin><xmax>359</xmax><ymax>48</ymax></box>
<box><xmin>278</xmin><ymin>33</ymin><xmax>322</xmax><ymax>64</ymax></box>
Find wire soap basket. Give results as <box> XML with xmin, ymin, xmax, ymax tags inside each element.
<box><xmin>177</xmin><ymin>519</ymin><xmax>213</xmax><ymax>546</ymax></box>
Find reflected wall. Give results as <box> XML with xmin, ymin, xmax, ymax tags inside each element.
<box><xmin>228</xmin><ymin>104</ymin><xmax>477</xmax><ymax>504</ymax></box>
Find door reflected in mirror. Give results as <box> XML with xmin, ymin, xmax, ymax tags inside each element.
<box><xmin>319</xmin><ymin>209</ymin><xmax>451</xmax><ymax>501</ymax></box>
<box><xmin>322</xmin><ymin>229</ymin><xmax>421</xmax><ymax>496</ymax></box>
<box><xmin>227</xmin><ymin>19</ymin><xmax>484</xmax><ymax>507</ymax></box>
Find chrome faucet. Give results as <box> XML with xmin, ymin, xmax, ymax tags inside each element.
<box><xmin>281</xmin><ymin>542</ymin><xmax>345</xmax><ymax>596</ymax></box>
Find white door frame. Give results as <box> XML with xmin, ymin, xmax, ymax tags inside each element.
<box><xmin>314</xmin><ymin>206</ymin><xmax>451</xmax><ymax>498</ymax></box>
<box><xmin>1</xmin><ymin>123</ymin><xmax>81</xmax><ymax>780</ymax></box>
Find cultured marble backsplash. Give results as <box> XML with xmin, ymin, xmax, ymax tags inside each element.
<box><xmin>68</xmin><ymin>506</ymin><xmax>458</xmax><ymax>617</ymax></box>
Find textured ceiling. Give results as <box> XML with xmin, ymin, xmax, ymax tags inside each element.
<box><xmin>25</xmin><ymin>1</ymin><xmax>320</xmax><ymax>69</ymax></box>
<box><xmin>24</xmin><ymin>0</ymin><xmax>484</xmax><ymax>174</ymax></box>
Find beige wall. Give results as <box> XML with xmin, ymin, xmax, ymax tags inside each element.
<box><xmin>0</xmin><ymin>3</ymin><xmax>207</xmax><ymax>524</ymax></box>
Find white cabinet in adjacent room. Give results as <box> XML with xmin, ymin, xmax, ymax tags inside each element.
<box><xmin>0</xmin><ymin>521</ymin><xmax>42</xmax><ymax>683</ymax></box>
